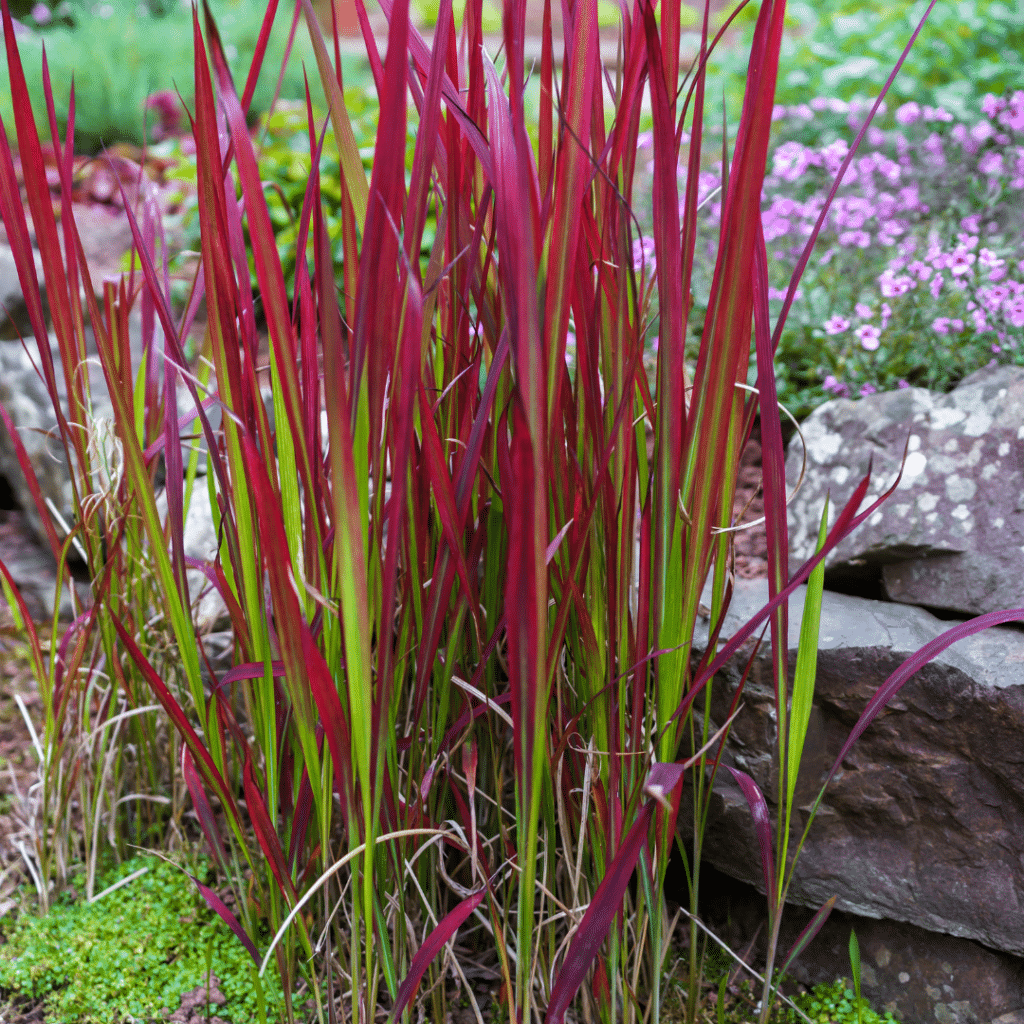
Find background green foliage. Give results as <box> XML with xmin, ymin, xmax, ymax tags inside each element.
<box><xmin>0</xmin><ymin>0</ymin><xmax>372</xmax><ymax>153</ymax></box>
<box><xmin>710</xmin><ymin>0</ymin><xmax>1023</xmax><ymax>120</ymax></box>
<box><xmin>0</xmin><ymin>856</ymin><xmax>283</xmax><ymax>1023</ymax></box>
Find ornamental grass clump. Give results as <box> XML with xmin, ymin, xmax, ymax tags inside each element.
<box><xmin>3</xmin><ymin>0</ymin><xmax>1024</xmax><ymax>1022</ymax></box>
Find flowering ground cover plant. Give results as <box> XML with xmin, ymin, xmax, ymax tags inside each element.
<box><xmin>3</xmin><ymin>0</ymin><xmax>1024</xmax><ymax>1023</ymax></box>
<box><xmin>655</xmin><ymin>91</ymin><xmax>1024</xmax><ymax>421</ymax></box>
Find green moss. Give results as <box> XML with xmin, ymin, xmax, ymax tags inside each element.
<box><xmin>0</xmin><ymin>856</ymin><xmax>283</xmax><ymax>1024</ymax></box>
<box><xmin>779</xmin><ymin>978</ymin><xmax>901</xmax><ymax>1024</ymax></box>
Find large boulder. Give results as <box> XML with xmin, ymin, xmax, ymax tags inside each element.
<box><xmin>688</xmin><ymin>577</ymin><xmax>1024</xmax><ymax>1016</ymax></box>
<box><xmin>786</xmin><ymin>364</ymin><xmax>1024</xmax><ymax>617</ymax></box>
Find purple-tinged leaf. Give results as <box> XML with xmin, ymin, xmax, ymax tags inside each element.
<box><xmin>777</xmin><ymin>896</ymin><xmax>837</xmax><ymax>980</ymax></box>
<box><xmin>388</xmin><ymin>889</ymin><xmax>486</xmax><ymax>1022</ymax></box>
<box><xmin>243</xmin><ymin>755</ymin><xmax>298</xmax><ymax>904</ymax></box>
<box><xmin>182</xmin><ymin>747</ymin><xmax>229</xmax><ymax>875</ymax></box>
<box><xmin>190</xmin><ymin>873</ymin><xmax>261</xmax><ymax>965</ymax></box>
<box><xmin>726</xmin><ymin>765</ymin><xmax>777</xmax><ymax>910</ymax></box>
<box><xmin>546</xmin><ymin>798</ymin><xmax>656</xmax><ymax>1023</ymax></box>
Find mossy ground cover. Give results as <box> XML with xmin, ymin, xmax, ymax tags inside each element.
<box><xmin>0</xmin><ymin>856</ymin><xmax>283</xmax><ymax>1024</ymax></box>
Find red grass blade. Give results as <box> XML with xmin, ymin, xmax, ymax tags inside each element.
<box><xmin>182</xmin><ymin>747</ymin><xmax>229</xmax><ymax>875</ymax></box>
<box><xmin>190</xmin><ymin>873</ymin><xmax>262</xmax><ymax>965</ymax></box>
<box><xmin>387</xmin><ymin>889</ymin><xmax>486</xmax><ymax>1022</ymax></box>
<box><xmin>546</xmin><ymin>761</ymin><xmax>686</xmax><ymax>1023</ymax></box>
<box><xmin>777</xmin><ymin>896</ymin><xmax>837</xmax><ymax>980</ymax></box>
<box><xmin>725</xmin><ymin>766</ymin><xmax>777</xmax><ymax>910</ymax></box>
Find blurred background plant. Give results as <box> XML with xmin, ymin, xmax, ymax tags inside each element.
<box><xmin>0</xmin><ymin>0</ymin><xmax>373</xmax><ymax>152</ymax></box>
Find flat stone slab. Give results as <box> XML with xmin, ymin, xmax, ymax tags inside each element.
<box><xmin>691</xmin><ymin>577</ymin><xmax>1024</xmax><ymax>958</ymax></box>
<box><xmin>786</xmin><ymin>364</ymin><xmax>1024</xmax><ymax>616</ymax></box>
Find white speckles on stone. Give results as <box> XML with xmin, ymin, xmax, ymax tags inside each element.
<box><xmin>869</xmin><ymin>511</ymin><xmax>884</xmax><ymax>526</ymax></box>
<box><xmin>999</xmin><ymin>441</ymin><xmax>1011</xmax><ymax>457</ymax></box>
<box><xmin>964</xmin><ymin>410</ymin><xmax>993</xmax><ymax>436</ymax></box>
<box><xmin>981</xmin><ymin>463</ymin><xmax>999</xmax><ymax>481</ymax></box>
<box><xmin>918</xmin><ymin>492</ymin><xmax>939</xmax><ymax>512</ymax></box>
<box><xmin>965</xmin><ymin>440</ymin><xmax>984</xmax><ymax>466</ymax></box>
<box><xmin>832</xmin><ymin>465</ymin><xmax>850</xmax><ymax>486</ymax></box>
<box><xmin>993</xmin><ymin>517</ymin><xmax>1005</xmax><ymax>529</ymax></box>
<box><xmin>909</xmin><ymin>434</ymin><xmax>921</xmax><ymax>452</ymax></box>
<box><xmin>1018</xmin><ymin>424</ymin><xmax>1024</xmax><ymax>439</ymax></box>
<box><xmin>807</xmin><ymin>429</ymin><xmax>843</xmax><ymax>463</ymax></box>
<box><xmin>946</xmin><ymin>476</ymin><xmax>977</xmax><ymax>502</ymax></box>
<box><xmin>926</xmin><ymin>512</ymin><xmax>939</xmax><ymax>524</ymax></box>
<box><xmin>903</xmin><ymin>450</ymin><xmax>928</xmax><ymax>480</ymax></box>
<box><xmin>944</xmin><ymin>438</ymin><xmax>959</xmax><ymax>453</ymax></box>
<box><xmin>895</xmin><ymin>504</ymin><xmax>910</xmax><ymax>517</ymax></box>
<box><xmin>932</xmin><ymin>407</ymin><xmax>967</xmax><ymax>429</ymax></box>
<box><xmin>951</xmin><ymin>504</ymin><xmax>971</xmax><ymax>520</ymax></box>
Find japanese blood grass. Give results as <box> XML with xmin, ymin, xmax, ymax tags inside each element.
<box><xmin>2</xmin><ymin>0</ymin><xmax>1024</xmax><ymax>1022</ymax></box>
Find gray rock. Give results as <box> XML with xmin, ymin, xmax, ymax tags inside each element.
<box><xmin>156</xmin><ymin>484</ymin><xmax>229</xmax><ymax>635</ymax></box>
<box><xmin>689</xmin><ymin>577</ymin><xmax>1024</xmax><ymax>959</ymax></box>
<box><xmin>0</xmin><ymin>339</ymin><xmax>85</xmax><ymax>543</ymax></box>
<box><xmin>0</xmin><ymin>305</ymin><xmax>154</xmax><ymax>543</ymax></box>
<box><xmin>697</xmin><ymin>868</ymin><xmax>1024</xmax><ymax>1024</ymax></box>
<box><xmin>786</xmin><ymin>364</ymin><xmax>1024</xmax><ymax>616</ymax></box>
<box><xmin>0</xmin><ymin>242</ymin><xmax>43</xmax><ymax>340</ymax></box>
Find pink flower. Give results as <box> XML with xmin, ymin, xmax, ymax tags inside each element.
<box><xmin>820</xmin><ymin>139</ymin><xmax>849</xmax><ymax>177</ymax></box>
<box><xmin>960</xmin><ymin>214</ymin><xmax>982</xmax><ymax>234</ymax></box>
<box><xmin>979</xmin><ymin>248</ymin><xmax>1005</xmax><ymax>270</ymax></box>
<box><xmin>897</xmin><ymin>379</ymin><xmax>910</xmax><ymax>389</ymax></box>
<box><xmin>880</xmin><ymin>302</ymin><xmax>892</xmax><ymax>330</ymax></box>
<box><xmin>932</xmin><ymin>317</ymin><xmax>952</xmax><ymax>335</ymax></box>
<box><xmin>632</xmin><ymin>236</ymin><xmax>656</xmax><ymax>273</ymax></box>
<box><xmin>982</xmin><ymin>93</ymin><xmax>1005</xmax><ymax>119</ymax></box>
<box><xmin>979</xmin><ymin>285</ymin><xmax>1009</xmax><ymax>311</ymax></box>
<box><xmin>839</xmin><ymin>230</ymin><xmax>872</xmax><ymax>249</ymax></box>
<box><xmin>971</xmin><ymin>308</ymin><xmax>989</xmax><ymax>331</ymax></box>
<box><xmin>855</xmin><ymin>303</ymin><xmax>873</xmax><ymax>320</ymax></box>
<box><xmin>878</xmin><ymin>270</ymin><xmax>915</xmax><ymax>297</ymax></box>
<box><xmin>907</xmin><ymin>260</ymin><xmax>932</xmax><ymax>281</ymax></box>
<box><xmin>859</xmin><ymin>383</ymin><xmax>878</xmax><ymax>397</ymax></box>
<box><xmin>998</xmin><ymin>91</ymin><xmax>1024</xmax><ymax>132</ymax></box>
<box><xmin>896</xmin><ymin>101</ymin><xmax>922</xmax><ymax>125</ymax></box>
<box><xmin>822</xmin><ymin>375</ymin><xmax>851</xmax><ymax>397</ymax></box>
<box><xmin>773</xmin><ymin>141</ymin><xmax>816</xmax><ymax>182</ymax></box>
<box><xmin>824</xmin><ymin>315</ymin><xmax>850</xmax><ymax>335</ymax></box>
<box><xmin>979</xmin><ymin>152</ymin><xmax>1004</xmax><ymax>177</ymax></box>
<box><xmin>950</xmin><ymin>319</ymin><xmax>965</xmax><ymax>332</ymax></box>
<box><xmin>948</xmin><ymin>249</ymin><xmax>977</xmax><ymax>277</ymax></box>
<box><xmin>930</xmin><ymin>274</ymin><xmax>945</xmax><ymax>299</ymax></box>
<box><xmin>989</xmin><ymin>267</ymin><xmax>1008</xmax><ymax>283</ymax></box>
<box><xmin>1006</xmin><ymin>297</ymin><xmax>1024</xmax><ymax>329</ymax></box>
<box><xmin>856</xmin><ymin>325</ymin><xmax>881</xmax><ymax>350</ymax></box>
